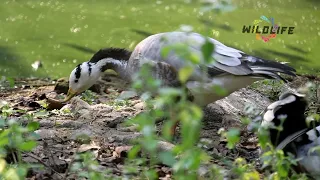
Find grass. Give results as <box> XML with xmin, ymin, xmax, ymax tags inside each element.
<box><xmin>0</xmin><ymin>0</ymin><xmax>319</xmax><ymax>79</ymax></box>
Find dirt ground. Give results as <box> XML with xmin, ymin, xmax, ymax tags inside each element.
<box><xmin>0</xmin><ymin>74</ymin><xmax>319</xmax><ymax>179</ymax></box>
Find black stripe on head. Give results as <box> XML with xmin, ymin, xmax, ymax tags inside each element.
<box><xmin>89</xmin><ymin>48</ymin><xmax>132</xmax><ymax>63</ymax></box>
<box><xmin>87</xmin><ymin>62</ymin><xmax>92</xmax><ymax>76</ymax></box>
<box><xmin>75</xmin><ymin>64</ymin><xmax>82</xmax><ymax>80</ymax></box>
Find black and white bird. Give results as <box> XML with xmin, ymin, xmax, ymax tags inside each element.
<box><xmin>63</xmin><ymin>31</ymin><xmax>296</xmax><ymax>104</ymax></box>
<box><xmin>260</xmin><ymin>91</ymin><xmax>320</xmax><ymax>178</ymax></box>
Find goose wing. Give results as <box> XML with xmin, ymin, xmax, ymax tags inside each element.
<box><xmin>276</xmin><ymin>128</ymin><xmax>309</xmax><ymax>150</ymax></box>
<box><xmin>131</xmin><ymin>32</ymin><xmax>296</xmax><ymax>81</ymax></box>
<box><xmin>186</xmin><ymin>32</ymin><xmax>296</xmax><ymax>79</ymax></box>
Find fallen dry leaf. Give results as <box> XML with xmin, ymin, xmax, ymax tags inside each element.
<box><xmin>78</xmin><ymin>141</ymin><xmax>101</xmax><ymax>153</ymax></box>
<box><xmin>113</xmin><ymin>146</ymin><xmax>133</xmax><ymax>158</ymax></box>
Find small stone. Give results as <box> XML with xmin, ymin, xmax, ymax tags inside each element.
<box><xmin>70</xmin><ymin>129</ymin><xmax>93</xmax><ymax>143</ymax></box>
<box><xmin>106</xmin><ymin>117</ymin><xmax>125</xmax><ymax>128</ymax></box>
<box><xmin>117</xmin><ymin>125</ymin><xmax>138</xmax><ymax>132</ymax></box>
<box><xmin>134</xmin><ymin>102</ymin><xmax>146</xmax><ymax>110</ymax></box>
<box><xmin>118</xmin><ymin>91</ymin><xmax>137</xmax><ymax>100</ymax></box>
<box><xmin>60</xmin><ymin>104</ymin><xmax>72</xmax><ymax>112</ymax></box>
<box><xmin>34</xmin><ymin>129</ymin><xmax>57</xmax><ymax>140</ymax></box>
<box><xmin>91</xmin><ymin>104</ymin><xmax>113</xmax><ymax>113</ymax></box>
<box><xmin>157</xmin><ymin>141</ymin><xmax>175</xmax><ymax>152</ymax></box>
<box><xmin>108</xmin><ymin>137</ymin><xmax>115</xmax><ymax>143</ymax></box>
<box><xmin>70</xmin><ymin>97</ymin><xmax>91</xmax><ymax>111</ymax></box>
<box><xmin>198</xmin><ymin>165</ymin><xmax>209</xmax><ymax>177</ymax></box>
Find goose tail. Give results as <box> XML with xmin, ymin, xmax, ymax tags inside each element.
<box><xmin>245</xmin><ymin>55</ymin><xmax>296</xmax><ymax>82</ymax></box>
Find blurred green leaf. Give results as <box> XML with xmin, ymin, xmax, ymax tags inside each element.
<box><xmin>0</xmin><ymin>119</ymin><xmax>5</xmax><ymax>128</ymax></box>
<box><xmin>71</xmin><ymin>162</ymin><xmax>82</xmax><ymax>171</ymax></box>
<box><xmin>78</xmin><ymin>171</ymin><xmax>89</xmax><ymax>178</ymax></box>
<box><xmin>0</xmin><ymin>159</ymin><xmax>6</xmax><ymax>173</ymax></box>
<box><xmin>0</xmin><ymin>129</ymin><xmax>10</xmax><ymax>139</ymax></box>
<box><xmin>225</xmin><ymin>128</ymin><xmax>240</xmax><ymax>149</ymax></box>
<box><xmin>15</xmin><ymin>167</ymin><xmax>28</xmax><ymax>178</ymax></box>
<box><xmin>201</xmin><ymin>38</ymin><xmax>214</xmax><ymax>63</ymax></box>
<box><xmin>258</xmin><ymin>128</ymin><xmax>270</xmax><ymax>150</ymax></box>
<box><xmin>0</xmin><ymin>138</ymin><xmax>9</xmax><ymax>147</ymax></box>
<box><xmin>161</xmin><ymin>46</ymin><xmax>172</xmax><ymax>58</ymax></box>
<box><xmin>189</xmin><ymin>53</ymin><xmax>201</xmax><ymax>64</ymax></box>
<box><xmin>128</xmin><ymin>145</ymin><xmax>141</xmax><ymax>159</ymax></box>
<box><xmin>212</xmin><ymin>85</ymin><xmax>228</xmax><ymax>96</ymax></box>
<box><xmin>27</xmin><ymin>122</ymin><xmax>39</xmax><ymax>131</ymax></box>
<box><xmin>158</xmin><ymin>87</ymin><xmax>181</xmax><ymax>97</ymax></box>
<box><xmin>277</xmin><ymin>162</ymin><xmax>289</xmax><ymax>177</ymax></box>
<box><xmin>178</xmin><ymin>66</ymin><xmax>193</xmax><ymax>83</ymax></box>
<box><xmin>159</xmin><ymin>151</ymin><xmax>176</xmax><ymax>166</ymax></box>
<box><xmin>309</xmin><ymin>146</ymin><xmax>320</xmax><ymax>156</ymax></box>
<box><xmin>144</xmin><ymin>169</ymin><xmax>158</xmax><ymax>180</ymax></box>
<box><xmin>5</xmin><ymin>77</ymin><xmax>15</xmax><ymax>88</ymax></box>
<box><xmin>4</xmin><ymin>168</ymin><xmax>21</xmax><ymax>180</ymax></box>
<box><xmin>18</xmin><ymin>141</ymin><xmax>37</xmax><ymax>151</ymax></box>
<box><xmin>243</xmin><ymin>171</ymin><xmax>260</xmax><ymax>180</ymax></box>
<box><xmin>36</xmin><ymin>100</ymin><xmax>48</xmax><ymax>109</ymax></box>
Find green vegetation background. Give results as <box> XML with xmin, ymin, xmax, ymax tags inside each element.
<box><xmin>0</xmin><ymin>0</ymin><xmax>319</xmax><ymax>78</ymax></box>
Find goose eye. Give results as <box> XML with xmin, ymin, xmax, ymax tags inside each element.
<box><xmin>74</xmin><ymin>79</ymin><xmax>79</xmax><ymax>83</ymax></box>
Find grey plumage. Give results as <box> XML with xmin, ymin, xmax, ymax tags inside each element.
<box><xmin>128</xmin><ymin>32</ymin><xmax>295</xmax><ymax>80</ymax></box>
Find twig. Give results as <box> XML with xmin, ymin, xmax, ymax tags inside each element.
<box><xmin>43</xmin><ymin>140</ymin><xmax>59</xmax><ymax>171</ymax></box>
<box><xmin>63</xmin><ymin>145</ymin><xmax>80</xmax><ymax>180</ymax></box>
<box><xmin>11</xmin><ymin>151</ymin><xmax>18</xmax><ymax>164</ymax></box>
<box><xmin>25</xmin><ymin>152</ymin><xmax>64</xmax><ymax>179</ymax></box>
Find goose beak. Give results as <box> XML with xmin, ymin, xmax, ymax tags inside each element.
<box><xmin>62</xmin><ymin>88</ymin><xmax>77</xmax><ymax>102</ymax></box>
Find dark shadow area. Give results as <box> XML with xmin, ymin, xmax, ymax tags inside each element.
<box><xmin>199</xmin><ymin>19</ymin><xmax>233</xmax><ymax>32</ymax></box>
<box><xmin>262</xmin><ymin>49</ymin><xmax>309</xmax><ymax>62</ymax></box>
<box><xmin>251</xmin><ymin>50</ymin><xmax>278</xmax><ymax>62</ymax></box>
<box><xmin>63</xmin><ymin>43</ymin><xmax>96</xmax><ymax>54</ymax></box>
<box><xmin>251</xmin><ymin>49</ymin><xmax>315</xmax><ymax>73</ymax></box>
<box><xmin>131</xmin><ymin>29</ymin><xmax>154</xmax><ymax>37</ymax></box>
<box><xmin>0</xmin><ymin>46</ymin><xmax>37</xmax><ymax>77</ymax></box>
<box><xmin>307</xmin><ymin>0</ymin><xmax>320</xmax><ymax>3</ymax></box>
<box><xmin>286</xmin><ymin>45</ymin><xmax>308</xmax><ymax>54</ymax></box>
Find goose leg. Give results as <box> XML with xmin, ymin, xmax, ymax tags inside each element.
<box><xmin>169</xmin><ymin>88</ymin><xmax>194</xmax><ymax>139</ymax></box>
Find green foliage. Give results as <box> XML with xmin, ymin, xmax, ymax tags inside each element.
<box><xmin>231</xmin><ymin>158</ymin><xmax>260</xmax><ymax>180</ymax></box>
<box><xmin>0</xmin><ymin>105</ymin><xmax>40</xmax><ymax>180</ymax></box>
<box><xmin>201</xmin><ymin>38</ymin><xmax>215</xmax><ymax>64</ymax></box>
<box><xmin>0</xmin><ymin>76</ymin><xmax>15</xmax><ymax>89</ymax></box>
<box><xmin>249</xmin><ymin>79</ymin><xmax>285</xmax><ymax>100</ymax></box>
<box><xmin>222</xmin><ymin>128</ymin><xmax>240</xmax><ymax>149</ymax></box>
<box><xmin>81</xmin><ymin>90</ymin><xmax>98</xmax><ymax>105</ymax></box>
<box><xmin>70</xmin><ymin>152</ymin><xmax>110</xmax><ymax>180</ymax></box>
<box><xmin>179</xmin><ymin>66</ymin><xmax>194</xmax><ymax>83</ymax></box>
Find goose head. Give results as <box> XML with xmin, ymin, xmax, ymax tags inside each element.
<box><xmin>62</xmin><ymin>48</ymin><xmax>132</xmax><ymax>102</ymax></box>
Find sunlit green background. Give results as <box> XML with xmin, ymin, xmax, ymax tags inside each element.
<box><xmin>0</xmin><ymin>0</ymin><xmax>319</xmax><ymax>79</ymax></box>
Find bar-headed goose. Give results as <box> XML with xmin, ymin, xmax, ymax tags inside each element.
<box><xmin>261</xmin><ymin>91</ymin><xmax>320</xmax><ymax>178</ymax></box>
<box><xmin>63</xmin><ymin>32</ymin><xmax>296</xmax><ymax>105</ymax></box>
